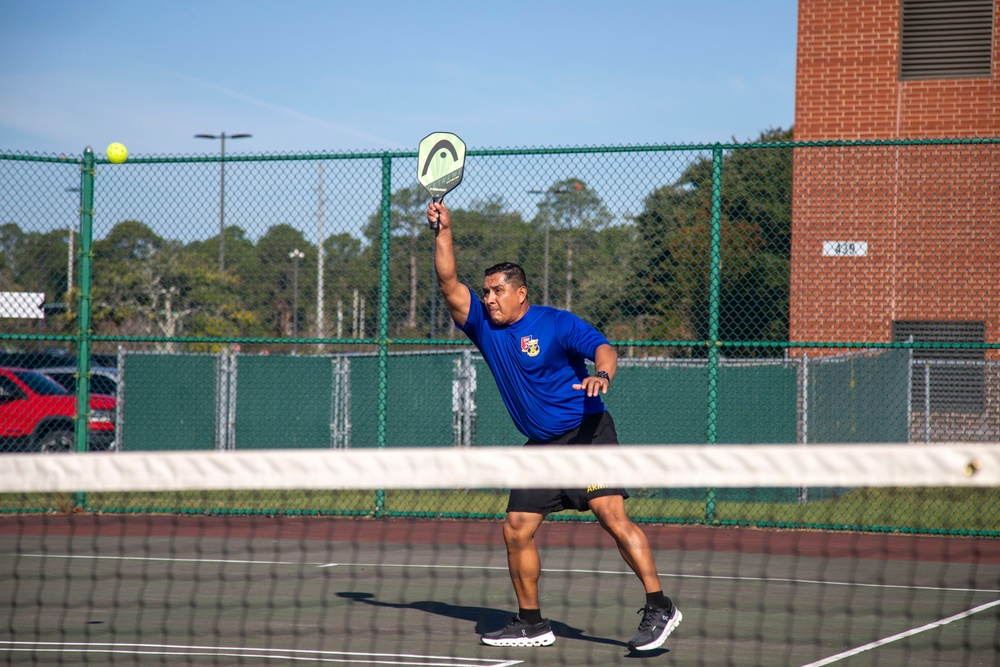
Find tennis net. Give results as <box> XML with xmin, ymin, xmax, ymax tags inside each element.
<box><xmin>1</xmin><ymin>443</ymin><xmax>998</xmax><ymax>666</ymax></box>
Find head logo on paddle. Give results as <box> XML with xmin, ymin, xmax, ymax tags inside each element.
<box><xmin>418</xmin><ymin>131</ymin><xmax>466</xmax><ymax>230</ymax></box>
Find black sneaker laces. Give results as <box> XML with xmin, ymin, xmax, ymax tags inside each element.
<box><xmin>636</xmin><ymin>605</ymin><xmax>659</xmax><ymax>631</ymax></box>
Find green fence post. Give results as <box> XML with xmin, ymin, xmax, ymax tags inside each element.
<box><xmin>73</xmin><ymin>147</ymin><xmax>96</xmax><ymax>508</ymax></box>
<box><xmin>705</xmin><ymin>144</ymin><xmax>724</xmax><ymax>524</ymax></box>
<box><xmin>375</xmin><ymin>154</ymin><xmax>392</xmax><ymax>515</ymax></box>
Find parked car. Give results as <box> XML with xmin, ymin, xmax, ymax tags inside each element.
<box><xmin>0</xmin><ymin>350</ymin><xmax>77</xmax><ymax>369</ymax></box>
<box><xmin>0</xmin><ymin>367</ymin><xmax>116</xmax><ymax>453</ymax></box>
<box><xmin>37</xmin><ymin>366</ymin><xmax>119</xmax><ymax>398</ymax></box>
<box><xmin>0</xmin><ymin>350</ymin><xmax>118</xmax><ymax>369</ymax></box>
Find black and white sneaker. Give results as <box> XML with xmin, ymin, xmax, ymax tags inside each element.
<box><xmin>627</xmin><ymin>603</ymin><xmax>682</xmax><ymax>651</ymax></box>
<box><xmin>481</xmin><ymin>615</ymin><xmax>556</xmax><ymax>647</ymax></box>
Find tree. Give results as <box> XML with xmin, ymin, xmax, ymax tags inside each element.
<box><xmin>185</xmin><ymin>226</ymin><xmax>264</xmax><ymax>340</ymax></box>
<box><xmin>575</xmin><ymin>223</ymin><xmax>641</xmax><ymax>340</ymax></box>
<box><xmin>255</xmin><ymin>225</ymin><xmax>313</xmax><ymax>337</ymax></box>
<box><xmin>364</xmin><ymin>184</ymin><xmax>429</xmax><ymax>333</ymax></box>
<box><xmin>631</xmin><ymin>127</ymin><xmax>793</xmax><ymax>355</ymax></box>
<box><xmin>93</xmin><ymin>221</ymin><xmax>202</xmax><ymax>350</ymax></box>
<box><xmin>532</xmin><ymin>179</ymin><xmax>611</xmax><ymax>311</ymax></box>
<box><xmin>0</xmin><ymin>223</ymin><xmax>74</xmax><ymax>335</ymax></box>
<box><xmin>0</xmin><ymin>223</ymin><xmax>21</xmax><ymax>291</ymax></box>
<box><xmin>322</xmin><ymin>232</ymin><xmax>375</xmax><ymax>339</ymax></box>
<box><xmin>0</xmin><ymin>223</ymin><xmax>71</xmax><ymax>301</ymax></box>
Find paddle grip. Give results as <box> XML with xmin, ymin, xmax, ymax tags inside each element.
<box><xmin>429</xmin><ymin>196</ymin><xmax>443</xmax><ymax>231</ymax></box>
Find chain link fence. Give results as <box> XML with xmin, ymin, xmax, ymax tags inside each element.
<box><xmin>1</xmin><ymin>134</ymin><xmax>997</xmax><ymax>534</ymax></box>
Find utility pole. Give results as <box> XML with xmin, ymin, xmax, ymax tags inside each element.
<box><xmin>65</xmin><ymin>187</ymin><xmax>80</xmax><ymax>298</ymax></box>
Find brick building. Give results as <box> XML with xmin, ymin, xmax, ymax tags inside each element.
<box><xmin>791</xmin><ymin>0</ymin><xmax>999</xmax><ymax>429</ymax></box>
<box><xmin>791</xmin><ymin>0</ymin><xmax>999</xmax><ymax>349</ymax></box>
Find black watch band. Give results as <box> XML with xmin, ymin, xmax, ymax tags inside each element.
<box><xmin>594</xmin><ymin>371</ymin><xmax>610</xmax><ymax>383</ymax></box>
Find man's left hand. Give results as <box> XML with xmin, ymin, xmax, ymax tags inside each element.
<box><xmin>572</xmin><ymin>375</ymin><xmax>610</xmax><ymax>397</ymax></box>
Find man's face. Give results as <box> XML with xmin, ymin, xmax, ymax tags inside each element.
<box><xmin>482</xmin><ymin>273</ymin><xmax>526</xmax><ymax>325</ymax></box>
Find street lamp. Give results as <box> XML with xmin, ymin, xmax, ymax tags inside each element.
<box><xmin>289</xmin><ymin>248</ymin><xmax>305</xmax><ymax>337</ymax></box>
<box><xmin>195</xmin><ymin>131</ymin><xmax>252</xmax><ymax>272</ymax></box>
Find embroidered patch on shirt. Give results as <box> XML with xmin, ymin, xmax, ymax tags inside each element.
<box><xmin>520</xmin><ymin>335</ymin><xmax>540</xmax><ymax>357</ymax></box>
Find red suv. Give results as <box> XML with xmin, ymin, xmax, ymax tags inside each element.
<box><xmin>0</xmin><ymin>367</ymin><xmax>116</xmax><ymax>453</ymax></box>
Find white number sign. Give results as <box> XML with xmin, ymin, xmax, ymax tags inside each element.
<box><xmin>822</xmin><ymin>241</ymin><xmax>868</xmax><ymax>257</ymax></box>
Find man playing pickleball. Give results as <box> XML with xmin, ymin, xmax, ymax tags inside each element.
<box><xmin>428</xmin><ymin>201</ymin><xmax>681</xmax><ymax>652</ymax></box>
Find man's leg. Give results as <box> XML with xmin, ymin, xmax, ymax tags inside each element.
<box><xmin>480</xmin><ymin>510</ymin><xmax>555</xmax><ymax>647</ymax></box>
<box><xmin>587</xmin><ymin>495</ymin><xmax>660</xmax><ymax>591</ymax></box>
<box><xmin>503</xmin><ymin>510</ymin><xmax>546</xmax><ymax>608</ymax></box>
<box><xmin>588</xmin><ymin>494</ymin><xmax>682</xmax><ymax>651</ymax></box>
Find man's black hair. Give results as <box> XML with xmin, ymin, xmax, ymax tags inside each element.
<box><xmin>484</xmin><ymin>262</ymin><xmax>527</xmax><ymax>289</ymax></box>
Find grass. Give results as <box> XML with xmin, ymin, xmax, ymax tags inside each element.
<box><xmin>1</xmin><ymin>487</ymin><xmax>996</xmax><ymax>536</ymax></box>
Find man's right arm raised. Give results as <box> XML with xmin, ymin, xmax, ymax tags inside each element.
<box><xmin>429</xmin><ymin>201</ymin><xmax>471</xmax><ymax>327</ymax></box>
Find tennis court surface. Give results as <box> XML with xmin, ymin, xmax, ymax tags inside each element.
<box><xmin>1</xmin><ymin>444</ymin><xmax>998</xmax><ymax>666</ymax></box>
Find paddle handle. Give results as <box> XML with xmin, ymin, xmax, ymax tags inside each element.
<box><xmin>429</xmin><ymin>196</ymin><xmax>443</xmax><ymax>231</ymax></box>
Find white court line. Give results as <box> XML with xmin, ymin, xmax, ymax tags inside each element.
<box><xmin>15</xmin><ymin>553</ymin><xmax>998</xmax><ymax>664</ymax></box>
<box><xmin>335</xmin><ymin>561</ymin><xmax>1000</xmax><ymax>595</ymax></box>
<box><xmin>799</xmin><ymin>598</ymin><xmax>1000</xmax><ymax>667</ymax></box>
<box><xmin>23</xmin><ymin>554</ymin><xmax>303</xmax><ymax>566</ymax></box>
<box><xmin>22</xmin><ymin>553</ymin><xmax>1000</xmax><ymax>595</ymax></box>
<box><xmin>0</xmin><ymin>641</ymin><xmax>521</xmax><ymax>667</ymax></box>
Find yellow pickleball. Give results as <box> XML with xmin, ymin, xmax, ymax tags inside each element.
<box><xmin>107</xmin><ymin>142</ymin><xmax>128</xmax><ymax>164</ymax></box>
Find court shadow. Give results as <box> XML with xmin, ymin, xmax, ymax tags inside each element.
<box><xmin>624</xmin><ymin>647</ymin><xmax>670</xmax><ymax>659</ymax></box>
<box><xmin>336</xmin><ymin>591</ymin><xmax>628</xmax><ymax>648</ymax></box>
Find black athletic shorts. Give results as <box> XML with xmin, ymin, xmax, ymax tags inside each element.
<box><xmin>506</xmin><ymin>410</ymin><xmax>629</xmax><ymax>515</ymax></box>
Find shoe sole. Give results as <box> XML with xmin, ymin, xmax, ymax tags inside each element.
<box><xmin>481</xmin><ymin>630</ymin><xmax>556</xmax><ymax>647</ymax></box>
<box><xmin>628</xmin><ymin>609</ymin><xmax>682</xmax><ymax>651</ymax></box>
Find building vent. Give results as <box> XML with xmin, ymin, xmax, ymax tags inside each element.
<box><xmin>900</xmin><ymin>0</ymin><xmax>994</xmax><ymax>79</ymax></box>
<box><xmin>893</xmin><ymin>320</ymin><xmax>986</xmax><ymax>412</ymax></box>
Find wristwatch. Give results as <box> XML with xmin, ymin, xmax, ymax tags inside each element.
<box><xmin>594</xmin><ymin>371</ymin><xmax>611</xmax><ymax>383</ymax></box>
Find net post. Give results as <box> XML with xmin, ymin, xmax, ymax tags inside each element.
<box><xmin>73</xmin><ymin>147</ymin><xmax>96</xmax><ymax>509</ymax></box>
<box><xmin>375</xmin><ymin>154</ymin><xmax>392</xmax><ymax>515</ymax></box>
<box><xmin>704</xmin><ymin>143</ymin><xmax>724</xmax><ymax>523</ymax></box>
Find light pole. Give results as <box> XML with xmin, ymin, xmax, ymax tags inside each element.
<box><xmin>289</xmin><ymin>248</ymin><xmax>305</xmax><ymax>337</ymax></box>
<box><xmin>195</xmin><ymin>131</ymin><xmax>252</xmax><ymax>272</ymax></box>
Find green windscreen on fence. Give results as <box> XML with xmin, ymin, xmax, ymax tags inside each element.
<box><xmin>606</xmin><ymin>363</ymin><xmax>798</xmax><ymax>445</ymax></box>
<box><xmin>606</xmin><ymin>365</ymin><xmax>708</xmax><ymax>444</ymax></box>
<box><xmin>808</xmin><ymin>350</ymin><xmax>910</xmax><ymax>443</ymax></box>
<box><xmin>234</xmin><ymin>355</ymin><xmax>334</xmax><ymax>449</ymax></box>
<box><xmin>120</xmin><ymin>354</ymin><xmax>217</xmax><ymax>451</ymax></box>
<box><xmin>113</xmin><ymin>350</ymin><xmax>909</xmax><ymax>451</ymax></box>
<box><xmin>717</xmin><ymin>364</ymin><xmax>798</xmax><ymax>443</ymax></box>
<box><xmin>348</xmin><ymin>355</ymin><xmax>455</xmax><ymax>448</ymax></box>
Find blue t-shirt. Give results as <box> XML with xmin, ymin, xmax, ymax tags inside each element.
<box><xmin>458</xmin><ymin>285</ymin><xmax>609</xmax><ymax>440</ymax></box>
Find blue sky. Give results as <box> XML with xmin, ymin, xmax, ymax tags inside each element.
<box><xmin>0</xmin><ymin>1</ymin><xmax>798</xmax><ymax>158</ymax></box>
